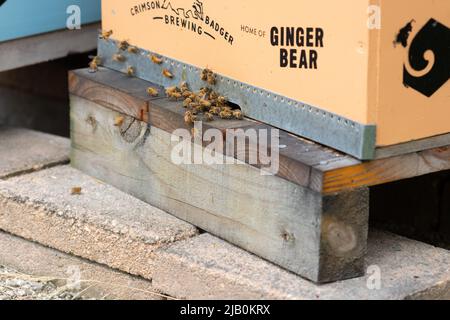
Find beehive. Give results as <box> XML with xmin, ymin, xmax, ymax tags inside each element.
<box><xmin>0</xmin><ymin>0</ymin><xmax>101</xmax><ymax>42</ymax></box>
<box><xmin>100</xmin><ymin>0</ymin><xmax>450</xmax><ymax>159</ymax></box>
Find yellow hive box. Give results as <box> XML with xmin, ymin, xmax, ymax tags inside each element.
<box><xmin>100</xmin><ymin>0</ymin><xmax>450</xmax><ymax>159</ymax></box>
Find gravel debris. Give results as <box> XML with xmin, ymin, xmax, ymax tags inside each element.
<box><xmin>0</xmin><ymin>265</ymin><xmax>90</xmax><ymax>300</ymax></box>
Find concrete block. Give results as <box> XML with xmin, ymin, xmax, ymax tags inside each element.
<box><xmin>0</xmin><ymin>231</ymin><xmax>169</xmax><ymax>300</ymax></box>
<box><xmin>0</xmin><ymin>127</ymin><xmax>69</xmax><ymax>179</ymax></box>
<box><xmin>152</xmin><ymin>231</ymin><xmax>450</xmax><ymax>300</ymax></box>
<box><xmin>0</xmin><ymin>165</ymin><xmax>199</xmax><ymax>280</ymax></box>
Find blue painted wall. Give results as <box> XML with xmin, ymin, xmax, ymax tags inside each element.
<box><xmin>0</xmin><ymin>0</ymin><xmax>101</xmax><ymax>42</ymax></box>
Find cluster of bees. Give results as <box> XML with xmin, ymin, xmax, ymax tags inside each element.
<box><xmin>91</xmin><ymin>30</ymin><xmax>243</xmax><ymax>126</ymax></box>
<box><xmin>163</xmin><ymin>81</ymin><xmax>243</xmax><ymax>125</ymax></box>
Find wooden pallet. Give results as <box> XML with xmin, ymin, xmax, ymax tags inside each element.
<box><xmin>68</xmin><ymin>67</ymin><xmax>450</xmax><ymax>283</ymax></box>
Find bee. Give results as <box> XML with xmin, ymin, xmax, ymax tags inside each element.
<box><xmin>88</xmin><ymin>55</ymin><xmax>101</xmax><ymax>73</ymax></box>
<box><xmin>219</xmin><ymin>110</ymin><xmax>233</xmax><ymax>119</ymax></box>
<box><xmin>118</xmin><ymin>40</ymin><xmax>130</xmax><ymax>51</ymax></box>
<box><xmin>201</xmin><ymin>68</ymin><xmax>210</xmax><ymax>81</ymax></box>
<box><xmin>182</xmin><ymin>90</ymin><xmax>193</xmax><ymax>98</ymax></box>
<box><xmin>233</xmin><ymin>110</ymin><xmax>244</xmax><ymax>120</ymax></box>
<box><xmin>204</xmin><ymin>112</ymin><xmax>214</xmax><ymax>122</ymax></box>
<box><xmin>127</xmin><ymin>66</ymin><xmax>135</xmax><ymax>77</ymax></box>
<box><xmin>180</xmin><ymin>82</ymin><xmax>189</xmax><ymax>93</ymax></box>
<box><xmin>114</xmin><ymin>115</ymin><xmax>125</xmax><ymax>126</ymax></box>
<box><xmin>209</xmin><ymin>91</ymin><xmax>219</xmax><ymax>100</ymax></box>
<box><xmin>146</xmin><ymin>87</ymin><xmax>159</xmax><ymax>97</ymax></box>
<box><xmin>201</xmin><ymin>68</ymin><xmax>216</xmax><ymax>85</ymax></box>
<box><xmin>170</xmin><ymin>92</ymin><xmax>182</xmax><ymax>100</ymax></box>
<box><xmin>99</xmin><ymin>29</ymin><xmax>113</xmax><ymax>40</ymax></box>
<box><xmin>183</xmin><ymin>98</ymin><xmax>192</xmax><ymax>108</ymax></box>
<box><xmin>128</xmin><ymin>46</ymin><xmax>139</xmax><ymax>54</ymax></box>
<box><xmin>210</xmin><ymin>106</ymin><xmax>221</xmax><ymax>115</ymax></box>
<box><xmin>166</xmin><ymin>86</ymin><xmax>182</xmax><ymax>100</ymax></box>
<box><xmin>217</xmin><ymin>96</ymin><xmax>227</xmax><ymax>105</ymax></box>
<box><xmin>199</xmin><ymin>99</ymin><xmax>212</xmax><ymax>108</ymax></box>
<box><xmin>184</xmin><ymin>110</ymin><xmax>197</xmax><ymax>125</ymax></box>
<box><xmin>150</xmin><ymin>54</ymin><xmax>163</xmax><ymax>64</ymax></box>
<box><xmin>162</xmin><ymin>69</ymin><xmax>174</xmax><ymax>79</ymax></box>
<box><xmin>71</xmin><ymin>187</ymin><xmax>82</xmax><ymax>195</ymax></box>
<box><xmin>207</xmin><ymin>73</ymin><xmax>216</xmax><ymax>86</ymax></box>
<box><xmin>112</xmin><ymin>53</ymin><xmax>126</xmax><ymax>62</ymax></box>
<box><xmin>199</xmin><ymin>87</ymin><xmax>211</xmax><ymax>96</ymax></box>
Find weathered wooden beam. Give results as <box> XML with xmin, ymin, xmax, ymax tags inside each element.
<box><xmin>70</xmin><ymin>95</ymin><xmax>369</xmax><ymax>283</ymax></box>
<box><xmin>69</xmin><ymin>68</ymin><xmax>450</xmax><ymax>196</ymax></box>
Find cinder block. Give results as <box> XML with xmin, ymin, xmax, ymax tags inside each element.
<box><xmin>152</xmin><ymin>231</ymin><xmax>450</xmax><ymax>300</ymax></box>
<box><xmin>0</xmin><ymin>165</ymin><xmax>199</xmax><ymax>280</ymax></box>
<box><xmin>0</xmin><ymin>231</ymin><xmax>168</xmax><ymax>300</ymax></box>
<box><xmin>0</xmin><ymin>127</ymin><xmax>69</xmax><ymax>179</ymax></box>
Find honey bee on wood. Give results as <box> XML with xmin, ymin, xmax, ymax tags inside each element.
<box><xmin>162</xmin><ymin>69</ymin><xmax>174</xmax><ymax>79</ymax></box>
<box><xmin>128</xmin><ymin>46</ymin><xmax>139</xmax><ymax>54</ymax></box>
<box><xmin>182</xmin><ymin>90</ymin><xmax>193</xmax><ymax>98</ymax></box>
<box><xmin>209</xmin><ymin>91</ymin><xmax>219</xmax><ymax>100</ymax></box>
<box><xmin>219</xmin><ymin>109</ymin><xmax>233</xmax><ymax>119</ymax></box>
<box><xmin>146</xmin><ymin>87</ymin><xmax>159</xmax><ymax>97</ymax></box>
<box><xmin>204</xmin><ymin>112</ymin><xmax>214</xmax><ymax>122</ymax></box>
<box><xmin>210</xmin><ymin>106</ymin><xmax>221</xmax><ymax>115</ymax></box>
<box><xmin>112</xmin><ymin>53</ymin><xmax>126</xmax><ymax>62</ymax></box>
<box><xmin>233</xmin><ymin>110</ymin><xmax>243</xmax><ymax>120</ymax></box>
<box><xmin>189</xmin><ymin>102</ymin><xmax>199</xmax><ymax>110</ymax></box>
<box><xmin>118</xmin><ymin>40</ymin><xmax>130</xmax><ymax>51</ymax></box>
<box><xmin>126</xmin><ymin>66</ymin><xmax>135</xmax><ymax>77</ymax></box>
<box><xmin>166</xmin><ymin>86</ymin><xmax>182</xmax><ymax>100</ymax></box>
<box><xmin>99</xmin><ymin>29</ymin><xmax>113</xmax><ymax>40</ymax></box>
<box><xmin>217</xmin><ymin>96</ymin><xmax>227</xmax><ymax>105</ymax></box>
<box><xmin>183</xmin><ymin>98</ymin><xmax>192</xmax><ymax>108</ymax></box>
<box><xmin>71</xmin><ymin>187</ymin><xmax>82</xmax><ymax>195</ymax></box>
<box><xmin>199</xmin><ymin>99</ymin><xmax>212</xmax><ymax>109</ymax></box>
<box><xmin>114</xmin><ymin>115</ymin><xmax>125</xmax><ymax>126</ymax></box>
<box><xmin>184</xmin><ymin>110</ymin><xmax>197</xmax><ymax>125</ymax></box>
<box><xmin>171</xmin><ymin>92</ymin><xmax>182</xmax><ymax>100</ymax></box>
<box><xmin>150</xmin><ymin>54</ymin><xmax>163</xmax><ymax>64</ymax></box>
<box><xmin>88</xmin><ymin>55</ymin><xmax>101</xmax><ymax>73</ymax></box>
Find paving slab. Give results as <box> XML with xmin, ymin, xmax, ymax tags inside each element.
<box><xmin>0</xmin><ymin>231</ymin><xmax>169</xmax><ymax>300</ymax></box>
<box><xmin>0</xmin><ymin>127</ymin><xmax>69</xmax><ymax>179</ymax></box>
<box><xmin>152</xmin><ymin>231</ymin><xmax>450</xmax><ymax>300</ymax></box>
<box><xmin>0</xmin><ymin>165</ymin><xmax>199</xmax><ymax>280</ymax></box>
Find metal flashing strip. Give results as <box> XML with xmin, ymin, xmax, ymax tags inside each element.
<box><xmin>98</xmin><ymin>39</ymin><xmax>376</xmax><ymax>160</ymax></box>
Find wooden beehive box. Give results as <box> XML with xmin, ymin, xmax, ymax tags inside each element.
<box><xmin>0</xmin><ymin>0</ymin><xmax>101</xmax><ymax>42</ymax></box>
<box><xmin>99</xmin><ymin>0</ymin><xmax>450</xmax><ymax>159</ymax></box>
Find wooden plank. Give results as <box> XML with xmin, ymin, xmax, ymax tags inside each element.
<box><xmin>375</xmin><ymin>133</ymin><xmax>450</xmax><ymax>160</ymax></box>
<box><xmin>69</xmin><ymin>68</ymin><xmax>450</xmax><ymax>196</ymax></box>
<box><xmin>68</xmin><ymin>68</ymin><xmax>345</xmax><ymax>192</ymax></box>
<box><xmin>0</xmin><ymin>23</ymin><xmax>99</xmax><ymax>72</ymax></box>
<box><xmin>320</xmin><ymin>147</ymin><xmax>450</xmax><ymax>194</ymax></box>
<box><xmin>70</xmin><ymin>95</ymin><xmax>369</xmax><ymax>283</ymax></box>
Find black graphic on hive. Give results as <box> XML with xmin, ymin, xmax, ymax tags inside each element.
<box><xmin>162</xmin><ymin>0</ymin><xmax>204</xmax><ymax>20</ymax></box>
<box><xmin>400</xmin><ymin>19</ymin><xmax>450</xmax><ymax>97</ymax></box>
<box><xmin>141</xmin><ymin>0</ymin><xmax>234</xmax><ymax>45</ymax></box>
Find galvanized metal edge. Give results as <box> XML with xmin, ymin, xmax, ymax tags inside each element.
<box><xmin>98</xmin><ymin>39</ymin><xmax>376</xmax><ymax>160</ymax></box>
